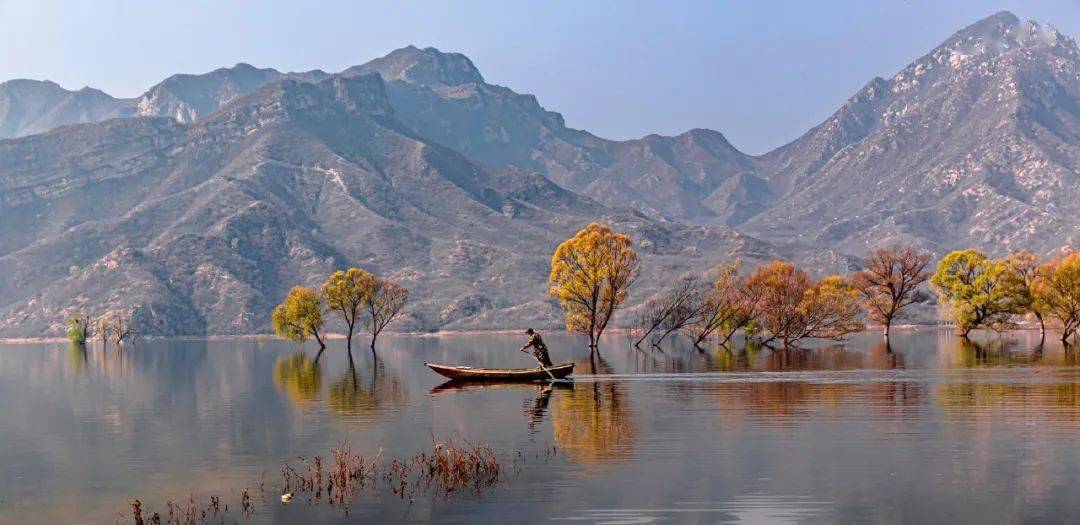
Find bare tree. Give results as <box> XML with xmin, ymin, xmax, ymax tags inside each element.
<box><xmin>104</xmin><ymin>310</ymin><xmax>138</xmax><ymax>346</ymax></box>
<box><xmin>364</xmin><ymin>277</ymin><xmax>409</xmax><ymax>355</ymax></box>
<box><xmin>851</xmin><ymin>246</ymin><xmax>931</xmax><ymax>339</ymax></box>
<box><xmin>688</xmin><ymin>262</ymin><xmax>759</xmax><ymax>349</ymax></box>
<box><xmin>632</xmin><ymin>275</ymin><xmax>702</xmax><ymax>347</ymax></box>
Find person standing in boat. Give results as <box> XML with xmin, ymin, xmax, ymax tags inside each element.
<box><xmin>520</xmin><ymin>328</ymin><xmax>553</xmax><ymax>367</ymax></box>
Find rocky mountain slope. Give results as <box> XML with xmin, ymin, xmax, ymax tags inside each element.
<box><xmin>0</xmin><ymin>11</ymin><xmax>1075</xmax><ymax>336</ymax></box>
<box><xmin>0</xmin><ymin>79</ymin><xmax>135</xmax><ymax>137</ymax></box>
<box><xmin>746</xmin><ymin>11</ymin><xmax>1079</xmax><ymax>255</ymax></box>
<box><xmin>0</xmin><ymin>64</ymin><xmax>329</xmax><ymax>139</ymax></box>
<box><xmin>347</xmin><ymin>46</ymin><xmax>765</xmax><ymax>222</ymax></box>
<box><xmin>0</xmin><ymin>74</ymin><xmax>847</xmax><ymax>336</ymax></box>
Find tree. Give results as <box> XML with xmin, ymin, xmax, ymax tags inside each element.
<box><xmin>97</xmin><ymin>316</ymin><xmax>110</xmax><ymax>348</ymax></box>
<box><xmin>272</xmin><ymin>286</ymin><xmax>327</xmax><ymax>351</ymax></box>
<box><xmin>549</xmin><ymin>223</ymin><xmax>639</xmax><ymax>349</ymax></box>
<box><xmin>930</xmin><ymin>250</ymin><xmax>1027</xmax><ymax>337</ymax></box>
<box><xmin>66</xmin><ymin>314</ymin><xmax>91</xmax><ymax>345</ymax></box>
<box><xmin>1031</xmin><ymin>252</ymin><xmax>1080</xmax><ymax>346</ymax></box>
<box><xmin>361</xmin><ymin>275</ymin><xmax>409</xmax><ymax>354</ymax></box>
<box><xmin>687</xmin><ymin>262</ymin><xmax>760</xmax><ymax>349</ymax></box>
<box><xmin>746</xmin><ymin>261</ymin><xmax>864</xmax><ymax>347</ymax></box>
<box><xmin>632</xmin><ymin>275</ymin><xmax>702</xmax><ymax>347</ymax></box>
<box><xmin>99</xmin><ymin>309</ymin><xmax>137</xmax><ymax>346</ymax></box>
<box><xmin>111</xmin><ymin>311</ymin><xmax>136</xmax><ymax>345</ymax></box>
<box><xmin>1005</xmin><ymin>251</ymin><xmax>1047</xmax><ymax>339</ymax></box>
<box><xmin>851</xmin><ymin>245</ymin><xmax>931</xmax><ymax>339</ymax></box>
<box><xmin>323</xmin><ymin>268</ymin><xmax>370</xmax><ymax>357</ymax></box>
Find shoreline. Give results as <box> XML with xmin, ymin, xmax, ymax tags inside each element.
<box><xmin>0</xmin><ymin>324</ymin><xmax>1045</xmax><ymax>345</ymax></box>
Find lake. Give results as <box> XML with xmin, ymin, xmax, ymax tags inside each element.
<box><xmin>2</xmin><ymin>330</ymin><xmax>1079</xmax><ymax>524</ymax></box>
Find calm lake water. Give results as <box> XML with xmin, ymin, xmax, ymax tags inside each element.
<box><xmin>2</xmin><ymin>330</ymin><xmax>1080</xmax><ymax>524</ymax></box>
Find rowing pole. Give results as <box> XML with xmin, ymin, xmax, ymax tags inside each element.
<box><xmin>520</xmin><ymin>348</ymin><xmax>570</xmax><ymax>384</ymax></box>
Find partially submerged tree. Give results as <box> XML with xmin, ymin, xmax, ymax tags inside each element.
<box><xmin>108</xmin><ymin>310</ymin><xmax>137</xmax><ymax>346</ymax></box>
<box><xmin>272</xmin><ymin>286</ymin><xmax>327</xmax><ymax>351</ymax></box>
<box><xmin>1032</xmin><ymin>252</ymin><xmax>1080</xmax><ymax>346</ymax></box>
<box><xmin>930</xmin><ymin>250</ymin><xmax>1027</xmax><ymax>337</ymax></box>
<box><xmin>66</xmin><ymin>314</ymin><xmax>92</xmax><ymax>345</ymax></box>
<box><xmin>97</xmin><ymin>316</ymin><xmax>111</xmax><ymax>348</ymax></box>
<box><xmin>747</xmin><ymin>261</ymin><xmax>863</xmax><ymax>347</ymax></box>
<box><xmin>851</xmin><ymin>245</ymin><xmax>931</xmax><ymax>339</ymax></box>
<box><xmin>687</xmin><ymin>262</ymin><xmax>760</xmax><ymax>349</ymax></box>
<box><xmin>549</xmin><ymin>223</ymin><xmax>639</xmax><ymax>349</ymax></box>
<box><xmin>323</xmin><ymin>268</ymin><xmax>370</xmax><ymax>357</ymax></box>
<box><xmin>361</xmin><ymin>275</ymin><xmax>409</xmax><ymax>354</ymax></box>
<box><xmin>1005</xmin><ymin>251</ymin><xmax>1047</xmax><ymax>339</ymax></box>
<box><xmin>632</xmin><ymin>275</ymin><xmax>702</xmax><ymax>347</ymax></box>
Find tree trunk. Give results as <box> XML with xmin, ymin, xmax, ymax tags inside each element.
<box><xmin>313</xmin><ymin>330</ymin><xmax>326</xmax><ymax>350</ymax></box>
<box><xmin>883</xmin><ymin>322</ymin><xmax>891</xmax><ymax>340</ymax></box>
<box><xmin>370</xmin><ymin>335</ymin><xmax>377</xmax><ymax>358</ymax></box>
<box><xmin>346</xmin><ymin>323</ymin><xmax>354</xmax><ymax>359</ymax></box>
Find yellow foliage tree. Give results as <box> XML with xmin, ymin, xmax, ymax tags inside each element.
<box><xmin>549</xmin><ymin>223</ymin><xmax>639</xmax><ymax>349</ymax></box>
<box><xmin>930</xmin><ymin>250</ymin><xmax>1027</xmax><ymax>337</ymax></box>
<box><xmin>1005</xmin><ymin>251</ymin><xmax>1047</xmax><ymax>338</ymax></box>
<box><xmin>272</xmin><ymin>286</ymin><xmax>327</xmax><ymax>350</ymax></box>
<box><xmin>1032</xmin><ymin>252</ymin><xmax>1080</xmax><ymax>346</ymax></box>
<box><xmin>323</xmin><ymin>268</ymin><xmax>371</xmax><ymax>356</ymax></box>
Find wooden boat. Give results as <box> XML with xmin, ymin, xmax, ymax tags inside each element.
<box><xmin>425</xmin><ymin>362</ymin><xmax>574</xmax><ymax>382</ymax></box>
<box><xmin>429</xmin><ymin>379</ymin><xmax>574</xmax><ymax>394</ymax></box>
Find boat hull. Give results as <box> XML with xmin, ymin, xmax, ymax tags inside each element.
<box><xmin>425</xmin><ymin>362</ymin><xmax>574</xmax><ymax>381</ymax></box>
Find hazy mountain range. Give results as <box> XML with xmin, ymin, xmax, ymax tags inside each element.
<box><xmin>0</xmin><ymin>11</ymin><xmax>1075</xmax><ymax>336</ymax></box>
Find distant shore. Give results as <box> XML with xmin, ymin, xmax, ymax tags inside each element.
<box><xmin>0</xmin><ymin>323</ymin><xmax>1037</xmax><ymax>345</ymax></box>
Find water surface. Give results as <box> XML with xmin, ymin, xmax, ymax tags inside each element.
<box><xmin>1</xmin><ymin>330</ymin><xmax>1079</xmax><ymax>523</ymax></box>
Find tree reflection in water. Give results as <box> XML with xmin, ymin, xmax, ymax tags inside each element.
<box><xmin>273</xmin><ymin>351</ymin><xmax>323</xmax><ymax>408</ymax></box>
<box><xmin>551</xmin><ymin>380</ymin><xmax>637</xmax><ymax>465</ymax></box>
<box><xmin>326</xmin><ymin>354</ymin><xmax>407</xmax><ymax>421</ymax></box>
<box><xmin>67</xmin><ymin>342</ymin><xmax>88</xmax><ymax>372</ymax></box>
<box><xmin>944</xmin><ymin>335</ymin><xmax>1080</xmax><ymax>368</ymax></box>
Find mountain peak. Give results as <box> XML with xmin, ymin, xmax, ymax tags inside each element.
<box><xmin>964</xmin><ymin>11</ymin><xmax>1020</xmax><ymax>33</ymax></box>
<box><xmin>938</xmin><ymin>10</ymin><xmax>1072</xmax><ymax>59</ymax></box>
<box><xmin>347</xmin><ymin>45</ymin><xmax>485</xmax><ymax>86</ymax></box>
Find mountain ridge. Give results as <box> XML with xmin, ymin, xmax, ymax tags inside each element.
<box><xmin>0</xmin><ymin>11</ymin><xmax>1075</xmax><ymax>336</ymax></box>
<box><xmin>0</xmin><ymin>73</ymin><xmax>850</xmax><ymax>337</ymax></box>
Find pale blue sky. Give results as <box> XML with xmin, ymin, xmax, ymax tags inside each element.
<box><xmin>1</xmin><ymin>0</ymin><xmax>1077</xmax><ymax>153</ymax></box>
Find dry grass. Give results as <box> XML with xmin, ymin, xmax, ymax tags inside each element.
<box><xmin>120</xmin><ymin>437</ymin><xmax>513</xmax><ymax>523</ymax></box>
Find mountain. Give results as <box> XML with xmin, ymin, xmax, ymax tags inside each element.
<box><xmin>1</xmin><ymin>11</ymin><xmax>1075</xmax><ymax>336</ymax></box>
<box><xmin>745</xmin><ymin>12</ymin><xmax>1080</xmax><ymax>254</ymax></box>
<box><xmin>346</xmin><ymin>46</ymin><xmax>763</xmax><ymax>222</ymax></box>
<box><xmin>0</xmin><ymin>74</ymin><xmax>848</xmax><ymax>336</ymax></box>
<box><xmin>0</xmin><ymin>80</ymin><xmax>135</xmax><ymax>137</ymax></box>
<box><xmin>0</xmin><ymin>65</ymin><xmax>331</xmax><ymax>139</ymax></box>
<box><xmin>135</xmin><ymin>63</ymin><xmax>330</xmax><ymax>123</ymax></box>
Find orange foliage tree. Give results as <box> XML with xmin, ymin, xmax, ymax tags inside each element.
<box><xmin>746</xmin><ymin>261</ymin><xmax>864</xmax><ymax>347</ymax></box>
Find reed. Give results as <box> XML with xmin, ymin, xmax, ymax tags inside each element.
<box><xmin>119</xmin><ymin>438</ymin><xmax>514</xmax><ymax>523</ymax></box>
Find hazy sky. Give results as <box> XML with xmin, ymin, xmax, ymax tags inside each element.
<box><xmin>1</xmin><ymin>0</ymin><xmax>1078</xmax><ymax>153</ymax></box>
